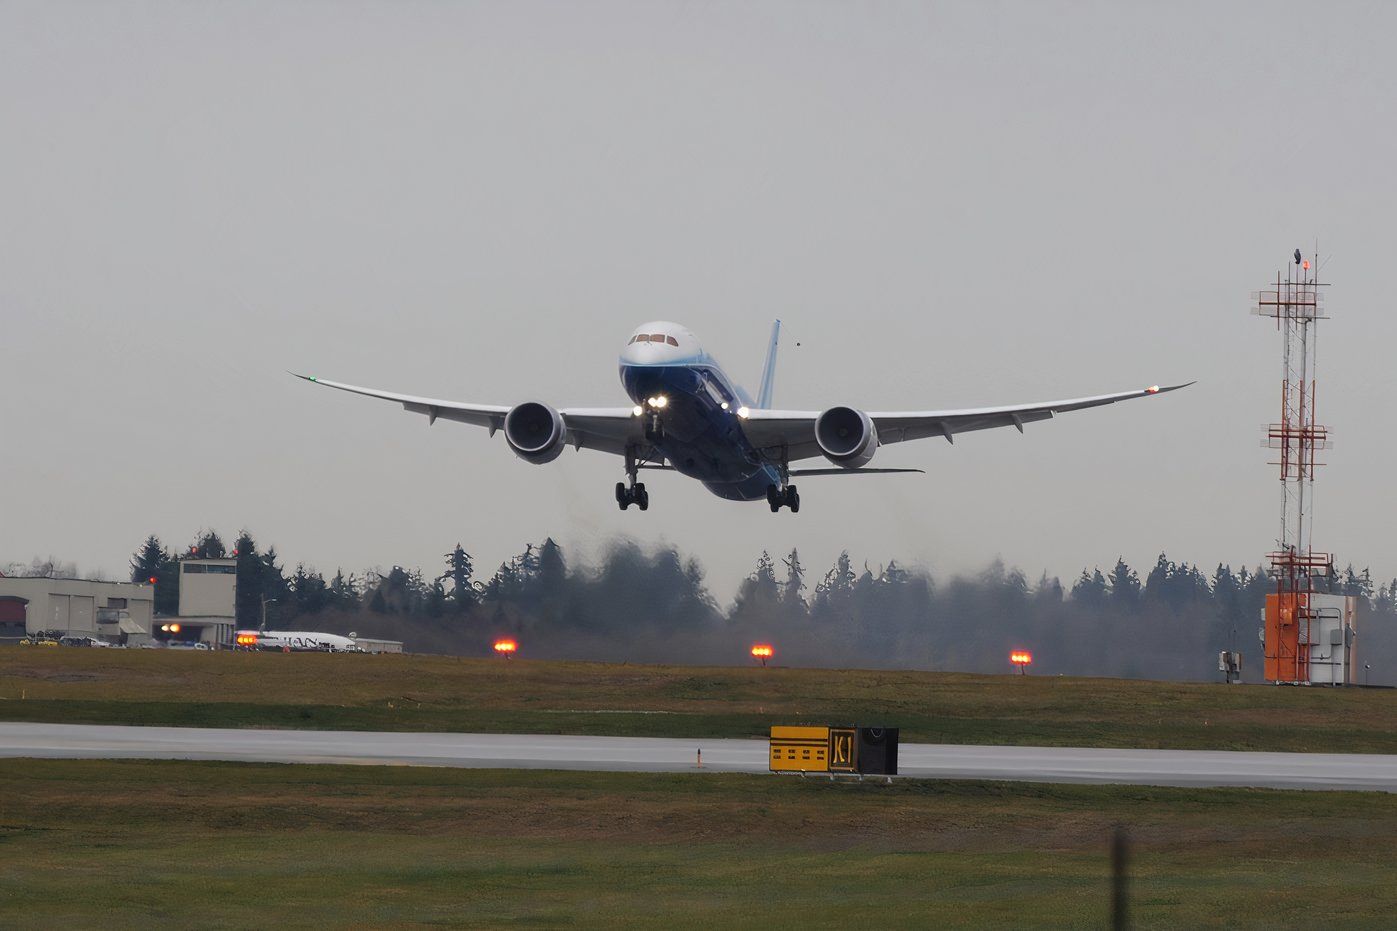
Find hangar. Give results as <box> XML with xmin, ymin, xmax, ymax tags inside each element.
<box><xmin>0</xmin><ymin>575</ymin><xmax>154</xmax><ymax>645</ymax></box>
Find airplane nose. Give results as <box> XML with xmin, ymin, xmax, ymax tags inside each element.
<box><xmin>621</xmin><ymin>341</ymin><xmax>672</xmax><ymax>364</ymax></box>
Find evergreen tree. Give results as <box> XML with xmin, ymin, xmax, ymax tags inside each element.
<box><xmin>439</xmin><ymin>544</ymin><xmax>478</xmax><ymax>612</ymax></box>
<box><xmin>537</xmin><ymin>538</ymin><xmax>567</xmax><ymax>594</ymax></box>
<box><xmin>1035</xmin><ymin>571</ymin><xmax>1064</xmax><ymax>603</ymax></box>
<box><xmin>327</xmin><ymin>570</ymin><xmax>360</xmax><ymax>611</ymax></box>
<box><xmin>188</xmin><ymin>530</ymin><xmax>226</xmax><ymax>559</ymax></box>
<box><xmin>130</xmin><ymin>535</ymin><xmax>179</xmax><ymax>615</ymax></box>
<box><xmin>780</xmin><ymin>548</ymin><xmax>806</xmax><ymax>613</ymax></box>
<box><xmin>288</xmin><ymin>564</ymin><xmax>329</xmax><ymax>617</ymax></box>
<box><xmin>1143</xmin><ymin>553</ymin><xmax>1172</xmax><ymax>602</ymax></box>
<box><xmin>1108</xmin><ymin>557</ymin><xmax>1140</xmax><ymax>605</ymax></box>
<box><xmin>1071</xmin><ymin>567</ymin><xmax>1108</xmax><ymax>606</ymax></box>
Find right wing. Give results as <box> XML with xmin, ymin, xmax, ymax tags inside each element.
<box><xmin>739</xmin><ymin>383</ymin><xmax>1191</xmax><ymax>462</ymax></box>
<box><xmin>292</xmin><ymin>374</ymin><xmax>644</xmax><ymax>457</ymax></box>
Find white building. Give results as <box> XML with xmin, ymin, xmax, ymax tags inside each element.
<box><xmin>0</xmin><ymin>576</ymin><xmax>154</xmax><ymax>645</ymax></box>
<box><xmin>160</xmin><ymin>557</ymin><xmax>238</xmax><ymax>646</ymax></box>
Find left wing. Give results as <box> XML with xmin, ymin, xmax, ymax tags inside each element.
<box><xmin>739</xmin><ymin>383</ymin><xmax>1191</xmax><ymax>462</ymax></box>
<box><xmin>293</xmin><ymin>374</ymin><xmax>644</xmax><ymax>456</ymax></box>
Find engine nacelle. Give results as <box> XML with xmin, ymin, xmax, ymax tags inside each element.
<box><xmin>814</xmin><ymin>406</ymin><xmax>878</xmax><ymax>468</ymax></box>
<box><xmin>503</xmin><ymin>402</ymin><xmax>566</xmax><ymax>464</ymax></box>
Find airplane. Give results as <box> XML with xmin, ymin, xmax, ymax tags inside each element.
<box><xmin>296</xmin><ymin>321</ymin><xmax>1187</xmax><ymax>513</ymax></box>
<box><xmin>234</xmin><ymin>630</ymin><xmax>358</xmax><ymax>652</ymax></box>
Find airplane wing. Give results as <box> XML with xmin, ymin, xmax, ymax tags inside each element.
<box><xmin>739</xmin><ymin>383</ymin><xmax>1191</xmax><ymax>463</ymax></box>
<box><xmin>292</xmin><ymin>375</ymin><xmax>643</xmax><ymax>456</ymax></box>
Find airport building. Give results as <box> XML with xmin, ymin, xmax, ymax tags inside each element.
<box><xmin>158</xmin><ymin>557</ymin><xmax>238</xmax><ymax>647</ymax></box>
<box><xmin>0</xmin><ymin>575</ymin><xmax>154</xmax><ymax>645</ymax></box>
<box><xmin>352</xmin><ymin>637</ymin><xmax>403</xmax><ymax>654</ymax></box>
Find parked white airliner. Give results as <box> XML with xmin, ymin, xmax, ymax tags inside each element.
<box><xmin>235</xmin><ymin>630</ymin><xmax>358</xmax><ymax>652</ymax></box>
<box><xmin>297</xmin><ymin>321</ymin><xmax>1187</xmax><ymax>512</ymax></box>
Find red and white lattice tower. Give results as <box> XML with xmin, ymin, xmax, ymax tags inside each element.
<box><xmin>1253</xmin><ymin>250</ymin><xmax>1334</xmax><ymax>681</ymax></box>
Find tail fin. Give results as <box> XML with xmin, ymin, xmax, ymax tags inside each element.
<box><xmin>756</xmin><ymin>319</ymin><xmax>780</xmax><ymax>409</ymax></box>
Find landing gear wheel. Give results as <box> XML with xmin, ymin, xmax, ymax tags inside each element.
<box><xmin>616</xmin><ymin>482</ymin><xmax>631</xmax><ymax>510</ymax></box>
<box><xmin>785</xmin><ymin>485</ymin><xmax>800</xmax><ymax>513</ymax></box>
<box><xmin>766</xmin><ymin>484</ymin><xmax>782</xmax><ymax>513</ymax></box>
<box><xmin>635</xmin><ymin>483</ymin><xmax>649</xmax><ymax>511</ymax></box>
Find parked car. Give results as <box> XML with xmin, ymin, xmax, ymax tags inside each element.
<box><xmin>59</xmin><ymin>636</ymin><xmax>112</xmax><ymax>648</ymax></box>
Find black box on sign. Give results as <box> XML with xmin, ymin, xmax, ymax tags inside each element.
<box><xmin>856</xmin><ymin>727</ymin><xmax>898</xmax><ymax>775</ymax></box>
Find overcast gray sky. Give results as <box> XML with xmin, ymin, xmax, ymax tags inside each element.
<box><xmin>3</xmin><ymin>1</ymin><xmax>1395</xmax><ymax>596</ymax></box>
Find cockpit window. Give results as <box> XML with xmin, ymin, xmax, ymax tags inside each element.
<box><xmin>635</xmin><ymin>334</ymin><xmax>649</xmax><ymax>343</ymax></box>
<box><xmin>666</xmin><ymin>336</ymin><xmax>679</xmax><ymax>346</ymax></box>
<box><xmin>650</xmin><ymin>334</ymin><xmax>665</xmax><ymax>343</ymax></box>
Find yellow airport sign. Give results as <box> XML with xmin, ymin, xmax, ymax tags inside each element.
<box><xmin>769</xmin><ymin>725</ymin><xmax>831</xmax><ymax>772</ymax></box>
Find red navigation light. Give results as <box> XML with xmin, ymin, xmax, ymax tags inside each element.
<box><xmin>148</xmin><ymin>576</ymin><xmax>158</xmax><ymax>584</ymax></box>
<box><xmin>493</xmin><ymin>639</ymin><xmax>518</xmax><ymax>656</ymax></box>
<box><xmin>751</xmin><ymin>643</ymin><xmax>774</xmax><ymax>666</ymax></box>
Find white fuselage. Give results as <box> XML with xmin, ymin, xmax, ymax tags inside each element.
<box><xmin>238</xmin><ymin>630</ymin><xmax>358</xmax><ymax>652</ymax></box>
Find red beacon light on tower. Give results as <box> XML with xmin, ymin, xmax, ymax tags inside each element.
<box><xmin>1010</xmin><ymin>650</ymin><xmax>1033</xmax><ymax>674</ymax></box>
<box><xmin>750</xmin><ymin>643</ymin><xmax>774</xmax><ymax>667</ymax></box>
<box><xmin>493</xmin><ymin>638</ymin><xmax>518</xmax><ymax>659</ymax></box>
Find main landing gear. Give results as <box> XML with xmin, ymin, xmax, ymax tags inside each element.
<box><xmin>618</xmin><ymin>445</ymin><xmax>651</xmax><ymax>511</ymax></box>
<box><xmin>767</xmin><ymin>484</ymin><xmax>800</xmax><ymax>513</ymax></box>
<box><xmin>617</xmin><ymin>481</ymin><xmax>649</xmax><ymax>511</ymax></box>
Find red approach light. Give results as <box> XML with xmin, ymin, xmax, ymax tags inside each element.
<box><xmin>493</xmin><ymin>639</ymin><xmax>518</xmax><ymax>656</ymax></box>
<box><xmin>169</xmin><ymin>623</ymin><xmax>181</xmax><ymax>634</ymax></box>
<box><xmin>1303</xmin><ymin>259</ymin><xmax>1311</xmax><ymax>271</ymax></box>
<box><xmin>235</xmin><ymin>633</ymin><xmax>259</xmax><ymax>647</ymax></box>
<box><xmin>1010</xmin><ymin>650</ymin><xmax>1033</xmax><ymax>674</ymax></box>
<box><xmin>751</xmin><ymin>644</ymin><xmax>774</xmax><ymax>666</ymax></box>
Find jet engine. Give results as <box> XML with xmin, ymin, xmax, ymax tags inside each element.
<box><xmin>814</xmin><ymin>406</ymin><xmax>878</xmax><ymax>468</ymax></box>
<box><xmin>503</xmin><ymin>402</ymin><xmax>566</xmax><ymax>464</ymax></box>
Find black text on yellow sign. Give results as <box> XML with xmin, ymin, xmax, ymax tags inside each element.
<box><xmin>769</xmin><ymin>725</ymin><xmax>830</xmax><ymax>772</ymax></box>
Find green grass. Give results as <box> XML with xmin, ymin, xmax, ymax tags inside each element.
<box><xmin>2</xmin><ymin>759</ymin><xmax>1395</xmax><ymax>928</ymax></box>
<box><xmin>1</xmin><ymin>647</ymin><xmax>1395</xmax><ymax>752</ymax></box>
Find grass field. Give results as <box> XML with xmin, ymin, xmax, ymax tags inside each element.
<box><xmin>2</xmin><ymin>758</ymin><xmax>1395</xmax><ymax>928</ymax></box>
<box><xmin>1</xmin><ymin>647</ymin><xmax>1394</xmax><ymax>752</ymax></box>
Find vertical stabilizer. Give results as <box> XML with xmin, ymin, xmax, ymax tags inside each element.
<box><xmin>757</xmin><ymin>319</ymin><xmax>780</xmax><ymax>409</ymax></box>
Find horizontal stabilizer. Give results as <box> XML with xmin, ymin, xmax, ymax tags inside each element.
<box><xmin>788</xmin><ymin>467</ymin><xmax>925</xmax><ymax>476</ymax></box>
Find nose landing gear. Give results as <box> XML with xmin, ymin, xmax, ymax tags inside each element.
<box><xmin>766</xmin><ymin>484</ymin><xmax>799</xmax><ymax>513</ymax></box>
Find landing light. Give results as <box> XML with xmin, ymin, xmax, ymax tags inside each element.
<box><xmin>721</xmin><ymin>402</ymin><xmax>729</xmax><ymax>411</ymax></box>
<box><xmin>1146</xmin><ymin>385</ymin><xmax>1160</xmax><ymax>394</ymax></box>
<box><xmin>736</xmin><ymin>406</ymin><xmax>750</xmax><ymax>419</ymax></box>
<box><xmin>647</xmin><ymin>395</ymin><xmax>668</xmax><ymax>409</ymax></box>
<box><xmin>632</xmin><ymin>405</ymin><xmax>644</xmax><ymax>417</ymax></box>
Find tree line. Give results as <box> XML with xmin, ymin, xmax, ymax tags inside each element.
<box><xmin>126</xmin><ymin>531</ymin><xmax>1397</xmax><ymax>684</ymax></box>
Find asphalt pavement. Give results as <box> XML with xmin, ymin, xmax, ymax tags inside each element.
<box><xmin>2</xmin><ymin>722</ymin><xmax>1394</xmax><ymax>791</ymax></box>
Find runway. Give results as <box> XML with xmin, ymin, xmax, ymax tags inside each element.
<box><xmin>3</xmin><ymin>722</ymin><xmax>1394</xmax><ymax>791</ymax></box>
